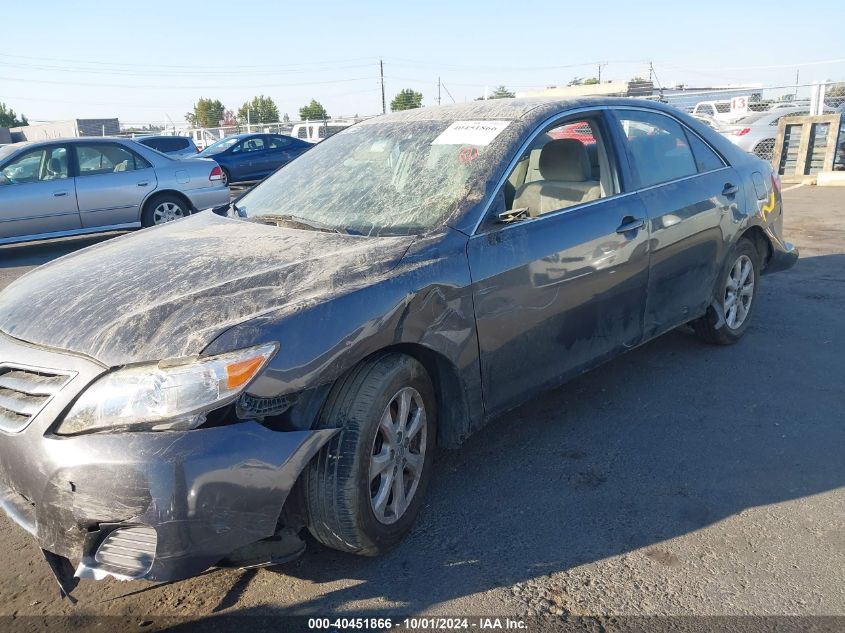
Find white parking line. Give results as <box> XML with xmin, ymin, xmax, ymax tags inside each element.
<box><xmin>781</xmin><ymin>183</ymin><xmax>806</xmax><ymax>193</ymax></box>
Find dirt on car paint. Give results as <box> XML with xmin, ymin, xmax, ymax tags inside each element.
<box><xmin>0</xmin><ymin>186</ymin><xmax>841</xmax><ymax>622</ymax></box>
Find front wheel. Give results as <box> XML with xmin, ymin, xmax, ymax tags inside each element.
<box><xmin>302</xmin><ymin>353</ymin><xmax>436</xmax><ymax>555</ymax></box>
<box><xmin>693</xmin><ymin>238</ymin><xmax>760</xmax><ymax>345</ymax></box>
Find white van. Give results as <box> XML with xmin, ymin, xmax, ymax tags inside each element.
<box><xmin>691</xmin><ymin>100</ymin><xmax>737</xmax><ymax>123</ymax></box>
<box><xmin>290</xmin><ymin>121</ymin><xmax>354</xmax><ymax>143</ymax></box>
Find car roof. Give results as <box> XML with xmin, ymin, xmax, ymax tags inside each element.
<box><xmin>362</xmin><ymin>96</ymin><xmax>682</xmax><ymax>128</ymax></box>
<box><xmin>136</xmin><ymin>134</ymin><xmax>191</xmax><ymax>140</ymax></box>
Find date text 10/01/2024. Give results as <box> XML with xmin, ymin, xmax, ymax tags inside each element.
<box><xmin>307</xmin><ymin>617</ymin><xmax>528</xmax><ymax>630</ymax></box>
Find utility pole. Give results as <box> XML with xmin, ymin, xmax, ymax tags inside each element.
<box><xmin>597</xmin><ymin>62</ymin><xmax>606</xmax><ymax>83</ymax></box>
<box><xmin>380</xmin><ymin>59</ymin><xmax>386</xmax><ymax>114</ymax></box>
<box><xmin>438</xmin><ymin>76</ymin><xmax>441</xmax><ymax>105</ymax></box>
<box><xmin>648</xmin><ymin>61</ymin><xmax>653</xmax><ymax>83</ymax></box>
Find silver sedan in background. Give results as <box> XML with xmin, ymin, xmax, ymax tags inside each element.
<box><xmin>721</xmin><ymin>107</ymin><xmax>811</xmax><ymax>161</ymax></box>
<box><xmin>0</xmin><ymin>138</ymin><xmax>229</xmax><ymax>245</ymax></box>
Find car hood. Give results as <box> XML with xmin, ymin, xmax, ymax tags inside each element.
<box><xmin>0</xmin><ymin>213</ymin><xmax>415</xmax><ymax>366</ymax></box>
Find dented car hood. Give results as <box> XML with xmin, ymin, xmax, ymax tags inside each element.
<box><xmin>0</xmin><ymin>212</ymin><xmax>414</xmax><ymax>366</ymax></box>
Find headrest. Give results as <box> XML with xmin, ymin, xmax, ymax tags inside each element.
<box><xmin>538</xmin><ymin>138</ymin><xmax>590</xmax><ymax>182</ymax></box>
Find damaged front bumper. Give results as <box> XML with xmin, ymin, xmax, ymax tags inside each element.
<box><xmin>0</xmin><ymin>332</ymin><xmax>336</xmax><ymax>591</ymax></box>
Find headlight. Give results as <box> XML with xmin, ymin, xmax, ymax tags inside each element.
<box><xmin>56</xmin><ymin>343</ymin><xmax>277</xmax><ymax>435</ymax></box>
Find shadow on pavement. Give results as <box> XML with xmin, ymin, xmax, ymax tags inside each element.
<box><xmin>0</xmin><ymin>232</ymin><xmax>127</xmax><ymax>269</ymax></box>
<box><xmin>170</xmin><ymin>253</ymin><xmax>844</xmax><ymax>619</ymax></box>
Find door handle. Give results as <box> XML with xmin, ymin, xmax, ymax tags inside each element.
<box><xmin>722</xmin><ymin>183</ymin><xmax>739</xmax><ymax>196</ymax></box>
<box><xmin>53</xmin><ymin>191</ymin><xmax>68</xmax><ymax>197</ymax></box>
<box><xmin>137</xmin><ymin>181</ymin><xmax>149</xmax><ymax>187</ymax></box>
<box><xmin>616</xmin><ymin>217</ymin><xmax>645</xmax><ymax>234</ymax></box>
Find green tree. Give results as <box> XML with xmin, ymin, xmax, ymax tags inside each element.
<box><xmin>568</xmin><ymin>77</ymin><xmax>599</xmax><ymax>86</ymax></box>
<box><xmin>186</xmin><ymin>98</ymin><xmax>226</xmax><ymax>128</ymax></box>
<box><xmin>299</xmin><ymin>99</ymin><xmax>329</xmax><ymax>121</ymax></box>
<box><xmin>489</xmin><ymin>85</ymin><xmax>515</xmax><ymax>99</ymax></box>
<box><xmin>282</xmin><ymin>113</ymin><xmax>291</xmax><ymax>123</ymax></box>
<box><xmin>0</xmin><ymin>102</ymin><xmax>28</xmax><ymax>127</ymax></box>
<box><xmin>390</xmin><ymin>88</ymin><xmax>423</xmax><ymax>111</ymax></box>
<box><xmin>237</xmin><ymin>95</ymin><xmax>280</xmax><ymax>124</ymax></box>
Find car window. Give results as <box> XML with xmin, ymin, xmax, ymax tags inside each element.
<box><xmin>140</xmin><ymin>138</ymin><xmax>167</xmax><ymax>151</ymax></box>
<box><xmin>146</xmin><ymin>137</ymin><xmax>189</xmax><ymax>152</ymax></box>
<box><xmin>616</xmin><ymin>111</ymin><xmax>698</xmax><ymax>188</ymax></box>
<box><xmin>498</xmin><ymin>116</ymin><xmax>615</xmax><ymax>219</ymax></box>
<box><xmin>241</xmin><ymin>138</ymin><xmax>265</xmax><ymax>153</ymax></box>
<box><xmin>296</xmin><ymin>127</ymin><xmax>309</xmax><ymax>139</ymax></box>
<box><xmin>771</xmin><ymin>111</ymin><xmax>808</xmax><ymax>125</ymax></box>
<box><xmin>684</xmin><ymin>131</ymin><xmax>725</xmax><ymax>172</ymax></box>
<box><xmin>0</xmin><ymin>146</ymin><xmax>68</xmax><ymax>185</ymax></box>
<box><xmin>268</xmin><ymin>136</ymin><xmax>292</xmax><ymax>149</ymax></box>
<box><xmin>76</xmin><ymin>143</ymin><xmax>151</xmax><ymax>176</ymax></box>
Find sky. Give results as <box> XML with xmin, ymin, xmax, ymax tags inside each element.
<box><xmin>2</xmin><ymin>0</ymin><xmax>844</xmax><ymax>127</ymax></box>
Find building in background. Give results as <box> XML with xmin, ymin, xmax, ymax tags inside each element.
<box><xmin>9</xmin><ymin>118</ymin><xmax>120</xmax><ymax>142</ymax></box>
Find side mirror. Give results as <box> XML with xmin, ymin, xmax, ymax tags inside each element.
<box><xmin>497</xmin><ymin>207</ymin><xmax>530</xmax><ymax>223</ymax></box>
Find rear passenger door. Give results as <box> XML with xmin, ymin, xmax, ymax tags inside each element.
<box><xmin>73</xmin><ymin>142</ymin><xmax>158</xmax><ymax>228</ymax></box>
<box><xmin>610</xmin><ymin>108</ymin><xmax>737</xmax><ymax>338</ymax></box>
<box><xmin>468</xmin><ymin>112</ymin><xmax>651</xmax><ymax>415</ymax></box>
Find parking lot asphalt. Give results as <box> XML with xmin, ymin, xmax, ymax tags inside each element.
<box><xmin>0</xmin><ymin>186</ymin><xmax>843</xmax><ymax>622</ymax></box>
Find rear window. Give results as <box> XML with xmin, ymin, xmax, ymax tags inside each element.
<box><xmin>142</xmin><ymin>137</ymin><xmax>190</xmax><ymax>152</ymax></box>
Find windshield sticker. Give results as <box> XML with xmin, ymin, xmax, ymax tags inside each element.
<box><xmin>431</xmin><ymin>120</ymin><xmax>510</xmax><ymax>146</ymax></box>
<box><xmin>458</xmin><ymin>146</ymin><xmax>480</xmax><ymax>163</ymax></box>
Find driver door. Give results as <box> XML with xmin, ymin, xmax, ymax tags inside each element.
<box><xmin>0</xmin><ymin>144</ymin><xmax>80</xmax><ymax>240</ymax></box>
<box><xmin>467</xmin><ymin>112</ymin><xmax>650</xmax><ymax>414</ymax></box>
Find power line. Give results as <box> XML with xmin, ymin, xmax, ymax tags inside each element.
<box><xmin>0</xmin><ymin>74</ymin><xmax>378</xmax><ymax>90</ymax></box>
<box><xmin>0</xmin><ymin>51</ymin><xmax>379</xmax><ymax>70</ymax></box>
<box><xmin>0</xmin><ymin>59</ymin><xmax>378</xmax><ymax>77</ymax></box>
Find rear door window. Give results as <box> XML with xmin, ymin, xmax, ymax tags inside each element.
<box><xmin>76</xmin><ymin>143</ymin><xmax>151</xmax><ymax>176</ymax></box>
<box><xmin>615</xmin><ymin>110</ymin><xmax>699</xmax><ymax>188</ymax></box>
<box><xmin>685</xmin><ymin>132</ymin><xmax>725</xmax><ymax>172</ymax></box>
<box><xmin>268</xmin><ymin>136</ymin><xmax>292</xmax><ymax>149</ymax></box>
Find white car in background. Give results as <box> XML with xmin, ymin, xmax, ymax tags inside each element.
<box><xmin>691</xmin><ymin>100</ymin><xmax>741</xmax><ymax>124</ymax></box>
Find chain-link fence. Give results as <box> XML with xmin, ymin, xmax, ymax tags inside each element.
<box><xmin>116</xmin><ymin>79</ymin><xmax>845</xmax><ymax>170</ymax></box>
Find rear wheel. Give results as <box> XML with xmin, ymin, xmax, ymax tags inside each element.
<box><xmin>303</xmin><ymin>353</ymin><xmax>436</xmax><ymax>555</ymax></box>
<box><xmin>693</xmin><ymin>238</ymin><xmax>759</xmax><ymax>345</ymax></box>
<box><xmin>141</xmin><ymin>193</ymin><xmax>190</xmax><ymax>227</ymax></box>
<box><xmin>220</xmin><ymin>168</ymin><xmax>231</xmax><ymax>187</ymax></box>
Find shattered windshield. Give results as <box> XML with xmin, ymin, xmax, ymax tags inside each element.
<box><xmin>233</xmin><ymin>119</ymin><xmax>511</xmax><ymax>236</ymax></box>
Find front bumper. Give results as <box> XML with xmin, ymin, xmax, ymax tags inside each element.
<box><xmin>766</xmin><ymin>240</ymin><xmax>799</xmax><ymax>274</ymax></box>
<box><xmin>0</xmin><ymin>332</ymin><xmax>335</xmax><ymax>584</ymax></box>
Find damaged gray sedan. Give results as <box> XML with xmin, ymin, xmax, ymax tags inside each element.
<box><xmin>0</xmin><ymin>98</ymin><xmax>797</xmax><ymax>598</ymax></box>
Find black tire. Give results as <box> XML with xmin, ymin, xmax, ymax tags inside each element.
<box><xmin>693</xmin><ymin>238</ymin><xmax>760</xmax><ymax>345</ymax></box>
<box><xmin>221</xmin><ymin>168</ymin><xmax>231</xmax><ymax>187</ymax></box>
<box><xmin>303</xmin><ymin>353</ymin><xmax>436</xmax><ymax>555</ymax></box>
<box><xmin>141</xmin><ymin>193</ymin><xmax>190</xmax><ymax>227</ymax></box>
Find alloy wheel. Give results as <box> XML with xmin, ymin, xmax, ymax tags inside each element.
<box><xmin>369</xmin><ymin>386</ymin><xmax>427</xmax><ymax>525</ymax></box>
<box><xmin>152</xmin><ymin>201</ymin><xmax>186</xmax><ymax>225</ymax></box>
<box><xmin>724</xmin><ymin>254</ymin><xmax>755</xmax><ymax>329</ymax></box>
